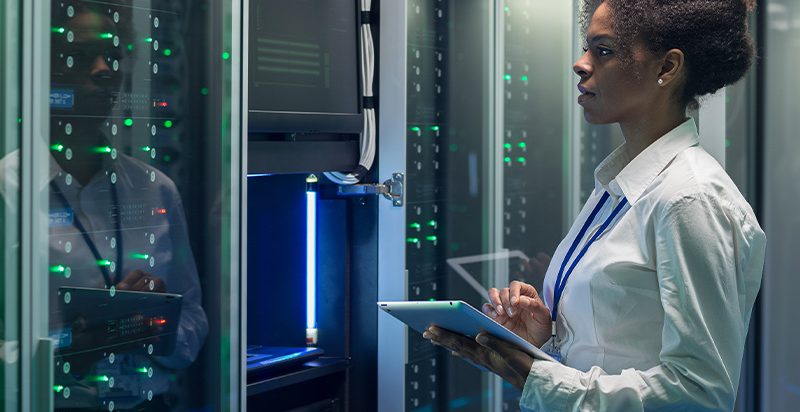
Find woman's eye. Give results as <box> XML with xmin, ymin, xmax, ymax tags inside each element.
<box><xmin>597</xmin><ymin>47</ymin><xmax>613</xmax><ymax>57</ymax></box>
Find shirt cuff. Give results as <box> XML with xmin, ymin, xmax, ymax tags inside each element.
<box><xmin>519</xmin><ymin>360</ymin><xmax>581</xmax><ymax>412</ymax></box>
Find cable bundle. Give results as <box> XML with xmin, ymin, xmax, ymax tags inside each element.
<box><xmin>325</xmin><ymin>0</ymin><xmax>375</xmax><ymax>185</ymax></box>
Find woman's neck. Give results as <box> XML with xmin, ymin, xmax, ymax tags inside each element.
<box><xmin>619</xmin><ymin>105</ymin><xmax>688</xmax><ymax>159</ymax></box>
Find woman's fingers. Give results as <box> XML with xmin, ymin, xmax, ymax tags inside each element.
<box><xmin>498</xmin><ymin>288</ymin><xmax>513</xmax><ymax>317</ymax></box>
<box><xmin>520</xmin><ymin>295</ymin><xmax>552</xmax><ymax>320</ymax></box>
<box><xmin>488</xmin><ymin>288</ymin><xmax>505</xmax><ymax>318</ymax></box>
<box><xmin>475</xmin><ymin>332</ymin><xmax>533</xmax><ymax>389</ymax></box>
<box><xmin>517</xmin><ymin>281</ymin><xmax>541</xmax><ymax>300</ymax></box>
<box><xmin>482</xmin><ymin>303</ymin><xmax>499</xmax><ymax>319</ymax></box>
<box><xmin>424</xmin><ymin>327</ymin><xmax>481</xmax><ymax>358</ymax></box>
<box><xmin>509</xmin><ymin>281</ymin><xmax>541</xmax><ymax>309</ymax></box>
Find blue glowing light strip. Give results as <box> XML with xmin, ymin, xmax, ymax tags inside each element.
<box><xmin>306</xmin><ymin>190</ymin><xmax>317</xmax><ymax>330</ymax></box>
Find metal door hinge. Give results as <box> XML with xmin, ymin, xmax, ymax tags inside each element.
<box><xmin>336</xmin><ymin>172</ymin><xmax>404</xmax><ymax>207</ymax></box>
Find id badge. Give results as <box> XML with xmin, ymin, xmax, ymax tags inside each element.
<box><xmin>543</xmin><ymin>340</ymin><xmax>563</xmax><ymax>363</ymax></box>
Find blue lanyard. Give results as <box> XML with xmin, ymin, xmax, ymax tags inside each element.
<box><xmin>50</xmin><ymin>179</ymin><xmax>123</xmax><ymax>287</ymax></box>
<box><xmin>551</xmin><ymin>192</ymin><xmax>628</xmax><ymax>326</ymax></box>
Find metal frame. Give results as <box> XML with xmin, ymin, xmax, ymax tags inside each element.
<box><xmin>489</xmin><ymin>1</ymin><xmax>506</xmax><ymax>410</ymax></box>
<box><xmin>0</xmin><ymin>1</ymin><xmax>22</xmax><ymax>408</ymax></box>
<box><xmin>231</xmin><ymin>0</ymin><xmax>246</xmax><ymax>409</ymax></box>
<box><xmin>567</xmin><ymin>0</ymin><xmax>583</xmax><ymax>222</ymax></box>
<box><xmin>21</xmin><ymin>0</ymin><xmax>53</xmax><ymax>409</ymax></box>
<box><xmin>377</xmin><ymin>0</ymin><xmax>408</xmax><ymax>410</ymax></box>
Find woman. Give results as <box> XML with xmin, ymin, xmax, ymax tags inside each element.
<box><xmin>423</xmin><ymin>0</ymin><xmax>766</xmax><ymax>410</ymax></box>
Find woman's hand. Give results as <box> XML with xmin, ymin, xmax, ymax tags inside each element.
<box><xmin>422</xmin><ymin>326</ymin><xmax>534</xmax><ymax>390</ymax></box>
<box><xmin>483</xmin><ymin>280</ymin><xmax>551</xmax><ymax>347</ymax></box>
<box><xmin>115</xmin><ymin>269</ymin><xmax>166</xmax><ymax>293</ymax></box>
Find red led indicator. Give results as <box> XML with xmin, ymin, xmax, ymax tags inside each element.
<box><xmin>152</xmin><ymin>100</ymin><xmax>169</xmax><ymax>108</ymax></box>
<box><xmin>151</xmin><ymin>317</ymin><xmax>167</xmax><ymax>326</ymax></box>
<box><xmin>156</xmin><ymin>208</ymin><xmax>167</xmax><ymax>215</ymax></box>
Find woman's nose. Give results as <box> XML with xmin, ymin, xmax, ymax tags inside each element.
<box><xmin>573</xmin><ymin>51</ymin><xmax>591</xmax><ymax>79</ymax></box>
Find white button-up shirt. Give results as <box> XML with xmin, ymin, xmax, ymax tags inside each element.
<box><xmin>521</xmin><ymin>119</ymin><xmax>766</xmax><ymax>411</ymax></box>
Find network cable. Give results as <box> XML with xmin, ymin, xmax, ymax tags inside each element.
<box><xmin>324</xmin><ymin>0</ymin><xmax>375</xmax><ymax>185</ymax></box>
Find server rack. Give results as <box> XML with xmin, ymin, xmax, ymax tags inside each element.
<box><xmin>379</xmin><ymin>0</ymin><xmax>575</xmax><ymax>411</ymax></box>
<box><xmin>14</xmin><ymin>0</ymin><xmax>244</xmax><ymax>409</ymax></box>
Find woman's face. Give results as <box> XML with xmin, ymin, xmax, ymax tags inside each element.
<box><xmin>573</xmin><ymin>2</ymin><xmax>661</xmax><ymax>124</ymax></box>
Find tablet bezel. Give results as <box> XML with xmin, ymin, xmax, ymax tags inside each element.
<box><xmin>377</xmin><ymin>300</ymin><xmax>555</xmax><ymax>362</ymax></box>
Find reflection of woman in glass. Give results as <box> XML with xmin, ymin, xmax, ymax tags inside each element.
<box><xmin>0</xmin><ymin>3</ymin><xmax>207</xmax><ymax>410</ymax></box>
<box><xmin>425</xmin><ymin>1</ymin><xmax>766</xmax><ymax>410</ymax></box>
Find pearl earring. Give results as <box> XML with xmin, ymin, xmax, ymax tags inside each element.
<box><xmin>658</xmin><ymin>78</ymin><xmax>664</xmax><ymax>85</ymax></box>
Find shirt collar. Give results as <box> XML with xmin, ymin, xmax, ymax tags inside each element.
<box><xmin>594</xmin><ymin>118</ymin><xmax>700</xmax><ymax>205</ymax></box>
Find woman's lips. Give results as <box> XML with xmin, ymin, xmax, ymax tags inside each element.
<box><xmin>577</xmin><ymin>84</ymin><xmax>595</xmax><ymax>105</ymax></box>
<box><xmin>578</xmin><ymin>92</ymin><xmax>596</xmax><ymax>105</ymax></box>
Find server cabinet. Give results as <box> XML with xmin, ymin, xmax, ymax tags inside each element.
<box><xmin>17</xmin><ymin>0</ymin><xmax>243</xmax><ymax>410</ymax></box>
<box><xmin>379</xmin><ymin>0</ymin><xmax>574</xmax><ymax>411</ymax></box>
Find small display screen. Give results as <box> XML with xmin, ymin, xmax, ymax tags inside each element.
<box><xmin>249</xmin><ymin>0</ymin><xmax>359</xmax><ymax>116</ymax></box>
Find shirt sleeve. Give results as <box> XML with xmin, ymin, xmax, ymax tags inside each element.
<box><xmin>519</xmin><ymin>192</ymin><xmax>766</xmax><ymax>411</ymax></box>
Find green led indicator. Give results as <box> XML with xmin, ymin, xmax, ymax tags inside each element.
<box><xmin>200</xmin><ymin>87</ymin><xmax>209</xmax><ymax>96</ymax></box>
<box><xmin>137</xmin><ymin>367</ymin><xmax>149</xmax><ymax>374</ymax></box>
<box><xmin>725</xmin><ymin>138</ymin><xmax>732</xmax><ymax>148</ymax></box>
<box><xmin>517</xmin><ymin>157</ymin><xmax>526</xmax><ymax>163</ymax></box>
<box><xmin>144</xmin><ymin>37</ymin><xmax>154</xmax><ymax>43</ymax></box>
<box><xmin>99</xmin><ymin>32</ymin><xmax>114</xmax><ymax>39</ymax></box>
<box><xmin>130</xmin><ymin>253</ymin><xmax>150</xmax><ymax>260</ymax></box>
<box><xmin>53</xmin><ymin>385</ymin><xmax>65</xmax><ymax>393</ymax></box>
<box><xmin>427</xmin><ymin>220</ymin><xmax>437</xmax><ymax>227</ymax></box>
<box><xmin>51</xmin><ymin>27</ymin><xmax>65</xmax><ymax>34</ymax></box>
<box><xmin>449</xmin><ymin>144</ymin><xmax>458</xmax><ymax>152</ymax></box>
<box><xmin>504</xmin><ymin>74</ymin><xmax>512</xmax><ymax>81</ymax></box>
<box><xmin>504</xmin><ymin>156</ymin><xmax>511</xmax><ymax>163</ymax></box>
<box><xmin>222</xmin><ymin>51</ymin><xmax>231</xmax><ymax>60</ymax></box>
<box><xmin>504</xmin><ymin>6</ymin><xmax>510</xmax><ymax>12</ymax></box>
<box><xmin>429</xmin><ymin>298</ymin><xmax>436</xmax><ymax>302</ymax></box>
<box><xmin>49</xmin><ymin>265</ymin><xmax>66</xmax><ymax>273</ymax></box>
<box><xmin>503</xmin><ymin>143</ymin><xmax>512</xmax><ymax>150</ymax></box>
<box><xmin>96</xmin><ymin>259</ymin><xmax>112</xmax><ymax>267</ymax></box>
<box><xmin>88</xmin><ymin>375</ymin><xmax>110</xmax><ymax>383</ymax></box>
<box><xmin>127</xmin><ymin>43</ymin><xmax>135</xmax><ymax>51</ymax></box>
<box><xmin>406</xmin><ymin>238</ymin><xmax>420</xmax><ymax>244</ymax></box>
<box><xmin>163</xmin><ymin>48</ymin><xmax>172</xmax><ymax>56</ymax></box>
<box><xmin>409</xmin><ymin>222</ymin><xmax>421</xmax><ymax>229</ymax></box>
<box><xmin>50</xmin><ymin>143</ymin><xmax>64</xmax><ymax>152</ymax></box>
<box><xmin>163</xmin><ymin>120</ymin><xmax>173</xmax><ymax>128</ymax></box>
<box><xmin>17</xmin><ymin>117</ymin><xmax>22</xmax><ymax>124</ymax></box>
<box><xmin>92</xmin><ymin>146</ymin><xmax>112</xmax><ymax>154</ymax></box>
<box><xmin>140</xmin><ymin>146</ymin><xmax>152</xmax><ymax>152</ymax></box>
<box><xmin>521</xmin><ymin>75</ymin><xmax>529</xmax><ymax>82</ymax></box>
<box><xmin>518</xmin><ymin>142</ymin><xmax>527</xmax><ymax>148</ymax></box>
<box><xmin>123</xmin><ymin>118</ymin><xmax>134</xmax><ymax>127</ymax></box>
<box><xmin>409</xmin><ymin>126</ymin><xmax>421</xmax><ymax>133</ymax></box>
<box><xmin>430</xmin><ymin>125</ymin><xmax>440</xmax><ymax>132</ymax></box>
<box><xmin>163</xmin><ymin>154</ymin><xmax>172</xmax><ymax>162</ymax></box>
<box><xmin>426</xmin><ymin>235</ymin><xmax>438</xmax><ymax>242</ymax></box>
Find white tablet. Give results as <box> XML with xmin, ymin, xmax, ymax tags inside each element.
<box><xmin>378</xmin><ymin>300</ymin><xmax>555</xmax><ymax>362</ymax></box>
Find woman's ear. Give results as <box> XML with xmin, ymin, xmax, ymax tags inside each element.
<box><xmin>657</xmin><ymin>48</ymin><xmax>685</xmax><ymax>87</ymax></box>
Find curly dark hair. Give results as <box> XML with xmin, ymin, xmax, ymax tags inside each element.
<box><xmin>581</xmin><ymin>0</ymin><xmax>756</xmax><ymax>106</ymax></box>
